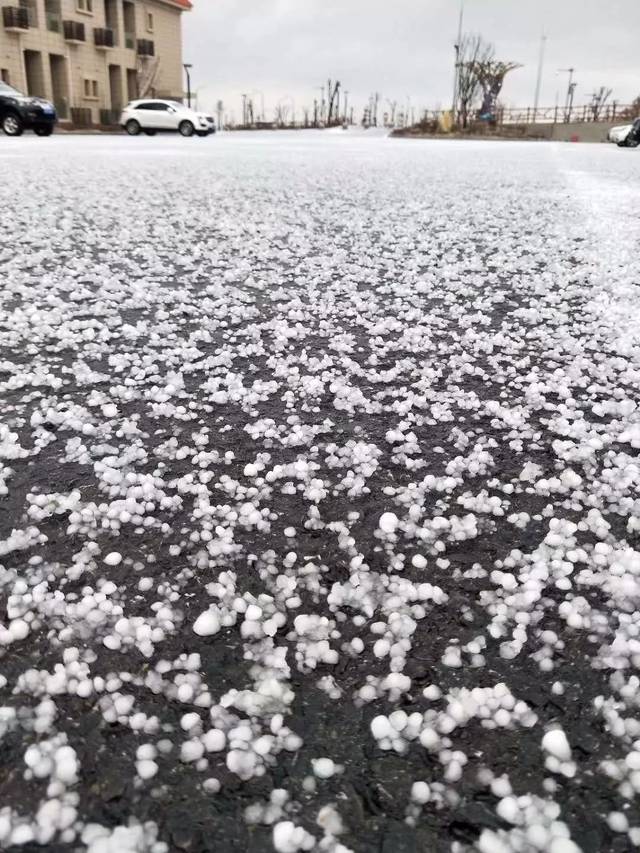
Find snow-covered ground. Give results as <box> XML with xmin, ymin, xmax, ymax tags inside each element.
<box><xmin>1</xmin><ymin>132</ymin><xmax>640</xmax><ymax>853</ymax></box>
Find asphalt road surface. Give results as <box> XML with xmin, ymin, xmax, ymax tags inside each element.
<box><xmin>1</xmin><ymin>132</ymin><xmax>640</xmax><ymax>853</ymax></box>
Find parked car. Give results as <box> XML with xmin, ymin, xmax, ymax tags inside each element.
<box><xmin>120</xmin><ymin>99</ymin><xmax>215</xmax><ymax>137</ymax></box>
<box><xmin>619</xmin><ymin>118</ymin><xmax>640</xmax><ymax>148</ymax></box>
<box><xmin>608</xmin><ymin>119</ymin><xmax>640</xmax><ymax>147</ymax></box>
<box><xmin>0</xmin><ymin>81</ymin><xmax>56</xmax><ymax>137</ymax></box>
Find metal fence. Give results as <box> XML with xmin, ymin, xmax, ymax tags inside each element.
<box><xmin>99</xmin><ymin>108</ymin><xmax>121</xmax><ymax>126</ymax></box>
<box><xmin>70</xmin><ymin>107</ymin><xmax>92</xmax><ymax>127</ymax></box>
<box><xmin>414</xmin><ymin>103</ymin><xmax>635</xmax><ymax>128</ymax></box>
<box><xmin>495</xmin><ymin>103</ymin><xmax>634</xmax><ymax>125</ymax></box>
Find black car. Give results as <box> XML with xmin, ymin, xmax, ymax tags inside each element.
<box><xmin>0</xmin><ymin>81</ymin><xmax>57</xmax><ymax>137</ymax></box>
<box><xmin>622</xmin><ymin>118</ymin><xmax>640</xmax><ymax>148</ymax></box>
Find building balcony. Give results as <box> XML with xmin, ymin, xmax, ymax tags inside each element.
<box><xmin>137</xmin><ymin>39</ymin><xmax>154</xmax><ymax>57</ymax></box>
<box><xmin>63</xmin><ymin>19</ymin><xmax>85</xmax><ymax>42</ymax></box>
<box><xmin>2</xmin><ymin>6</ymin><xmax>29</xmax><ymax>30</ymax></box>
<box><xmin>94</xmin><ymin>27</ymin><xmax>115</xmax><ymax>48</ymax></box>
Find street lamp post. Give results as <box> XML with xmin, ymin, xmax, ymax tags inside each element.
<box><xmin>533</xmin><ymin>33</ymin><xmax>547</xmax><ymax>122</ymax></box>
<box><xmin>183</xmin><ymin>63</ymin><xmax>192</xmax><ymax>108</ymax></box>
<box><xmin>451</xmin><ymin>0</ymin><xmax>464</xmax><ymax>125</ymax></box>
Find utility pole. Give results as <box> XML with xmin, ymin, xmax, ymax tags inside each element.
<box><xmin>343</xmin><ymin>90</ymin><xmax>349</xmax><ymax>124</ymax></box>
<box><xmin>241</xmin><ymin>93</ymin><xmax>247</xmax><ymax>126</ymax></box>
<box><xmin>451</xmin><ymin>0</ymin><xmax>464</xmax><ymax>124</ymax></box>
<box><xmin>533</xmin><ymin>32</ymin><xmax>546</xmax><ymax>121</ymax></box>
<box><xmin>558</xmin><ymin>68</ymin><xmax>576</xmax><ymax>122</ymax></box>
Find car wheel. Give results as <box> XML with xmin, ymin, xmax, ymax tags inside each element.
<box><xmin>179</xmin><ymin>120</ymin><xmax>195</xmax><ymax>137</ymax></box>
<box><xmin>144</xmin><ymin>130</ymin><xmax>157</xmax><ymax>136</ymax></box>
<box><xmin>617</xmin><ymin>140</ymin><xmax>628</xmax><ymax>147</ymax></box>
<box><xmin>628</xmin><ymin>139</ymin><xmax>640</xmax><ymax>149</ymax></box>
<box><xmin>34</xmin><ymin>126</ymin><xmax>53</xmax><ymax>137</ymax></box>
<box><xmin>125</xmin><ymin>119</ymin><xmax>141</xmax><ymax>136</ymax></box>
<box><xmin>2</xmin><ymin>112</ymin><xmax>23</xmax><ymax>136</ymax></box>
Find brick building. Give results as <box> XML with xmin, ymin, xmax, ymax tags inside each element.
<box><xmin>0</xmin><ymin>0</ymin><xmax>192</xmax><ymax>125</ymax></box>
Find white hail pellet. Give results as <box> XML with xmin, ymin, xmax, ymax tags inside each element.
<box><xmin>378</xmin><ymin>512</ymin><xmax>399</xmax><ymax>534</ymax></box>
<box><xmin>370</xmin><ymin>715</ymin><xmax>393</xmax><ymax>739</ymax></box>
<box><xmin>411</xmin><ymin>781</ymin><xmax>431</xmax><ymax>803</ymax></box>
<box><xmin>311</xmin><ymin>757</ymin><xmax>336</xmax><ymax>778</ymax></box>
<box><xmin>542</xmin><ymin>728</ymin><xmax>572</xmax><ymax>762</ymax></box>
<box><xmin>136</xmin><ymin>759</ymin><xmax>158</xmax><ymax>780</ymax></box>
<box><xmin>193</xmin><ymin>609</ymin><xmax>221</xmax><ymax>637</ymax></box>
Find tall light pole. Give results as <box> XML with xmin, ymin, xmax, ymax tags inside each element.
<box><xmin>533</xmin><ymin>32</ymin><xmax>546</xmax><ymax>121</ymax></box>
<box><xmin>343</xmin><ymin>90</ymin><xmax>349</xmax><ymax>124</ymax></box>
<box><xmin>183</xmin><ymin>63</ymin><xmax>192</xmax><ymax>108</ymax></box>
<box><xmin>451</xmin><ymin>0</ymin><xmax>464</xmax><ymax>124</ymax></box>
<box><xmin>251</xmin><ymin>89</ymin><xmax>265</xmax><ymax>122</ymax></box>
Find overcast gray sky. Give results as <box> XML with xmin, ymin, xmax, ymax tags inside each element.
<box><xmin>183</xmin><ymin>0</ymin><xmax>640</xmax><ymax>121</ymax></box>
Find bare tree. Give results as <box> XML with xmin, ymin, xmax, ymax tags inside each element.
<box><xmin>588</xmin><ymin>86</ymin><xmax>612</xmax><ymax>121</ymax></box>
<box><xmin>326</xmin><ymin>79</ymin><xmax>341</xmax><ymax>125</ymax></box>
<box><xmin>622</xmin><ymin>95</ymin><xmax>640</xmax><ymax>119</ymax></box>
<box><xmin>274</xmin><ymin>103</ymin><xmax>289</xmax><ymax>127</ymax></box>
<box><xmin>472</xmin><ymin>59</ymin><xmax>522</xmax><ymax>123</ymax></box>
<box><xmin>386</xmin><ymin>99</ymin><xmax>397</xmax><ymax>127</ymax></box>
<box><xmin>456</xmin><ymin>35</ymin><xmax>493</xmax><ymax>128</ymax></box>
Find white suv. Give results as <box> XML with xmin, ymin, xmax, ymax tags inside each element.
<box><xmin>120</xmin><ymin>99</ymin><xmax>215</xmax><ymax>137</ymax></box>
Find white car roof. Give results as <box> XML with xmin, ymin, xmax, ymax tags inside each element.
<box><xmin>123</xmin><ymin>99</ymin><xmax>209</xmax><ymax>116</ymax></box>
<box><xmin>125</xmin><ymin>99</ymin><xmax>185</xmax><ymax>107</ymax></box>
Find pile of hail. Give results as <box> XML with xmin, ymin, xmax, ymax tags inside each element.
<box><xmin>1</xmin><ymin>135</ymin><xmax>640</xmax><ymax>852</ymax></box>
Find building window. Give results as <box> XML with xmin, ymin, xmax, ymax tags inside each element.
<box><xmin>45</xmin><ymin>0</ymin><xmax>61</xmax><ymax>32</ymax></box>
<box><xmin>83</xmin><ymin>78</ymin><xmax>98</xmax><ymax>99</ymax></box>
<box><xmin>19</xmin><ymin>0</ymin><xmax>38</xmax><ymax>27</ymax></box>
<box><xmin>1</xmin><ymin>69</ymin><xmax>10</xmax><ymax>84</ymax></box>
<box><xmin>76</xmin><ymin>0</ymin><xmax>93</xmax><ymax>13</ymax></box>
<box><xmin>146</xmin><ymin>12</ymin><xmax>153</xmax><ymax>31</ymax></box>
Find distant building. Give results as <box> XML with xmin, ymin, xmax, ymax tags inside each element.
<box><xmin>0</xmin><ymin>0</ymin><xmax>192</xmax><ymax>125</ymax></box>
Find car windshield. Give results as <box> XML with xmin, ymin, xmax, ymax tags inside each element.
<box><xmin>0</xmin><ymin>81</ymin><xmax>23</xmax><ymax>97</ymax></box>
